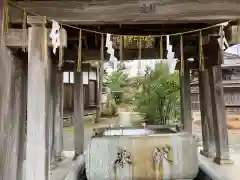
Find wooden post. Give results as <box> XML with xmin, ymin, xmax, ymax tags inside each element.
<box><xmin>0</xmin><ymin>52</ymin><xmax>26</xmax><ymax>180</ymax></box>
<box><xmin>88</xmin><ymin>64</ymin><xmax>90</xmax><ymax>107</ymax></box>
<box><xmin>54</xmin><ymin>71</ymin><xmax>64</xmax><ymax>159</ymax></box>
<box><xmin>49</xmin><ymin>64</ymin><xmax>56</xmax><ymax>165</ymax></box>
<box><xmin>73</xmin><ymin>71</ymin><xmax>84</xmax><ymax>159</ymax></box>
<box><xmin>17</xmin><ymin>62</ymin><xmax>28</xmax><ymax>180</ymax></box>
<box><xmin>0</xmin><ymin>2</ymin><xmax>24</xmax><ymax>180</ymax></box>
<box><xmin>199</xmin><ymin>69</ymin><xmax>215</xmax><ymax>157</ymax></box>
<box><xmin>209</xmin><ymin>65</ymin><xmax>232</xmax><ymax>164</ymax></box>
<box><xmin>180</xmin><ymin>61</ymin><xmax>192</xmax><ymax>133</ymax></box>
<box><xmin>26</xmin><ymin>16</ymin><xmax>49</xmax><ymax>180</ymax></box>
<box><xmin>96</xmin><ymin>34</ymin><xmax>104</xmax><ymax>122</ymax></box>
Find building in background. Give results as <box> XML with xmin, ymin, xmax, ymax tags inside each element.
<box><xmin>63</xmin><ymin>68</ymin><xmax>98</xmax><ymax>111</ymax></box>
<box><xmin>105</xmin><ymin>59</ymin><xmax>170</xmax><ymax>77</ymax></box>
<box><xmin>191</xmin><ymin>45</ymin><xmax>240</xmax><ymax>114</ymax></box>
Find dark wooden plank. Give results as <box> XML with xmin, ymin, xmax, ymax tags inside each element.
<box><xmin>180</xmin><ymin>59</ymin><xmax>192</xmax><ymax>133</ymax></box>
<box><xmin>199</xmin><ymin>69</ymin><xmax>215</xmax><ymax>157</ymax></box>
<box><xmin>26</xmin><ymin>16</ymin><xmax>49</xmax><ymax>180</ymax></box>
<box><xmin>208</xmin><ymin>65</ymin><xmax>232</xmax><ymax>165</ymax></box>
<box><xmin>17</xmin><ymin>61</ymin><xmax>27</xmax><ymax>180</ymax></box>
<box><xmin>96</xmin><ymin>35</ymin><xmax>104</xmax><ymax>122</ymax></box>
<box><xmin>5</xmin><ymin>28</ymin><xmax>67</xmax><ymax>47</ymax></box>
<box><xmin>73</xmin><ymin>71</ymin><xmax>84</xmax><ymax>159</ymax></box>
<box><xmin>8</xmin><ymin>0</ymin><xmax>240</xmax><ymax>24</ymax></box>
<box><xmin>54</xmin><ymin>71</ymin><xmax>64</xmax><ymax>159</ymax></box>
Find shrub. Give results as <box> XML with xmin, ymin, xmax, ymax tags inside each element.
<box><xmin>106</xmin><ymin>70</ymin><xmax>129</xmax><ymax>104</ymax></box>
<box><xmin>133</xmin><ymin>63</ymin><xmax>180</xmax><ymax>125</ymax></box>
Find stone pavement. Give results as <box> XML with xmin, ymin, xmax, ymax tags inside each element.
<box><xmin>50</xmin><ymin>157</ymin><xmax>74</xmax><ymax>180</ymax></box>
<box><xmin>51</xmin><ymin>116</ymin><xmax>120</xmax><ymax>180</ymax></box>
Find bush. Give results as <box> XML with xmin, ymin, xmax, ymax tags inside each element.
<box><xmin>101</xmin><ymin>93</ymin><xmax>118</xmax><ymax>117</ymax></box>
<box><xmin>111</xmin><ymin>91</ymin><xmax>123</xmax><ymax>104</ymax></box>
<box><xmin>133</xmin><ymin>63</ymin><xmax>180</xmax><ymax>125</ymax></box>
<box><xmin>106</xmin><ymin>70</ymin><xmax>129</xmax><ymax>104</ymax></box>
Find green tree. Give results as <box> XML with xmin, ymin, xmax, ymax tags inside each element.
<box><xmin>133</xmin><ymin>63</ymin><xmax>180</xmax><ymax>125</ymax></box>
<box><xmin>106</xmin><ymin>70</ymin><xmax>129</xmax><ymax>104</ymax></box>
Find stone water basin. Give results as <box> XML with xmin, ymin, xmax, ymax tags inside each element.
<box><xmin>85</xmin><ymin>126</ymin><xmax>198</xmax><ymax>180</ymax></box>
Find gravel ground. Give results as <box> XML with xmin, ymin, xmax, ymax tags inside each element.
<box><xmin>192</xmin><ymin>119</ymin><xmax>240</xmax><ymax>153</ymax></box>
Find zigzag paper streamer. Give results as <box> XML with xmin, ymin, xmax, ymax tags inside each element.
<box><xmin>217</xmin><ymin>23</ymin><xmax>229</xmax><ymax>50</ymax></box>
<box><xmin>49</xmin><ymin>21</ymin><xmax>61</xmax><ymax>54</ymax></box>
<box><xmin>166</xmin><ymin>35</ymin><xmax>177</xmax><ymax>74</ymax></box>
<box><xmin>106</xmin><ymin>33</ymin><xmax>117</xmax><ymax>71</ymax></box>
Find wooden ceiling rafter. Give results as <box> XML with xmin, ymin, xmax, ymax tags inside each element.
<box><xmin>7</xmin><ymin>0</ymin><xmax>240</xmax><ymax>24</ymax></box>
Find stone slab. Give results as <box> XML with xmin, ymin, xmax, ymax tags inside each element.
<box><xmin>199</xmin><ymin>148</ymin><xmax>239</xmax><ymax>180</ymax></box>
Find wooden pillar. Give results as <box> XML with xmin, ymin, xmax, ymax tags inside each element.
<box><xmin>49</xmin><ymin>65</ymin><xmax>56</xmax><ymax>164</ymax></box>
<box><xmin>180</xmin><ymin>61</ymin><xmax>192</xmax><ymax>133</ymax></box>
<box><xmin>199</xmin><ymin>69</ymin><xmax>215</xmax><ymax>157</ymax></box>
<box><xmin>0</xmin><ymin>2</ymin><xmax>21</xmax><ymax>180</ymax></box>
<box><xmin>26</xmin><ymin>16</ymin><xmax>49</xmax><ymax>180</ymax></box>
<box><xmin>96</xmin><ymin>34</ymin><xmax>104</xmax><ymax>122</ymax></box>
<box><xmin>0</xmin><ymin>54</ymin><xmax>26</xmax><ymax>180</ymax></box>
<box><xmin>73</xmin><ymin>71</ymin><xmax>84</xmax><ymax>159</ymax></box>
<box><xmin>54</xmin><ymin>71</ymin><xmax>64</xmax><ymax>159</ymax></box>
<box><xmin>17</xmin><ymin>62</ymin><xmax>28</xmax><ymax>180</ymax></box>
<box><xmin>87</xmin><ymin>65</ymin><xmax>90</xmax><ymax>107</ymax></box>
<box><xmin>209</xmin><ymin>65</ymin><xmax>232</xmax><ymax>164</ymax></box>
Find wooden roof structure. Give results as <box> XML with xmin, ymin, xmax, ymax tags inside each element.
<box><xmin>6</xmin><ymin>0</ymin><xmax>240</xmax><ymax>70</ymax></box>
<box><xmin>8</xmin><ymin>0</ymin><xmax>240</xmax><ymax>25</ymax></box>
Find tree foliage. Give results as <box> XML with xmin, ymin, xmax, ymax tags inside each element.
<box><xmin>133</xmin><ymin>63</ymin><xmax>180</xmax><ymax>125</ymax></box>
<box><xmin>105</xmin><ymin>70</ymin><xmax>129</xmax><ymax>104</ymax></box>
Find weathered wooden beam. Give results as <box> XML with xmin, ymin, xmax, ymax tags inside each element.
<box><xmin>17</xmin><ymin>61</ymin><xmax>28</xmax><ymax>180</ymax></box>
<box><xmin>25</xmin><ymin>16</ymin><xmax>49</xmax><ymax>180</ymax></box>
<box><xmin>179</xmin><ymin>59</ymin><xmax>192</xmax><ymax>133</ymax></box>
<box><xmin>198</xmin><ymin>69</ymin><xmax>215</xmax><ymax>157</ymax></box>
<box><xmin>49</xmin><ymin>64</ymin><xmax>55</xmax><ymax>165</ymax></box>
<box><xmin>5</xmin><ymin>28</ymin><xmax>67</xmax><ymax>47</ymax></box>
<box><xmin>54</xmin><ymin>71</ymin><xmax>64</xmax><ymax>159</ymax></box>
<box><xmin>227</xmin><ymin>22</ymin><xmax>240</xmax><ymax>45</ymax></box>
<box><xmin>96</xmin><ymin>35</ymin><xmax>104</xmax><ymax>123</ymax></box>
<box><xmin>209</xmin><ymin>65</ymin><xmax>232</xmax><ymax>165</ymax></box>
<box><xmin>73</xmin><ymin>71</ymin><xmax>84</xmax><ymax>159</ymax></box>
<box><xmin>9</xmin><ymin>0</ymin><xmax>240</xmax><ymax>24</ymax></box>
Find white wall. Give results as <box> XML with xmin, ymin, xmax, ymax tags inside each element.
<box><xmin>63</xmin><ymin>70</ymin><xmax>97</xmax><ymax>84</ymax></box>
<box><xmin>89</xmin><ymin>71</ymin><xmax>97</xmax><ymax>80</ymax></box>
<box><xmin>83</xmin><ymin>72</ymin><xmax>88</xmax><ymax>85</ymax></box>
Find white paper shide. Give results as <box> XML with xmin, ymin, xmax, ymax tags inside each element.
<box><xmin>166</xmin><ymin>35</ymin><xmax>177</xmax><ymax>74</ymax></box>
<box><xmin>49</xmin><ymin>20</ymin><xmax>61</xmax><ymax>54</ymax></box>
<box><xmin>217</xmin><ymin>22</ymin><xmax>229</xmax><ymax>51</ymax></box>
<box><xmin>106</xmin><ymin>33</ymin><xmax>118</xmax><ymax>70</ymax></box>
